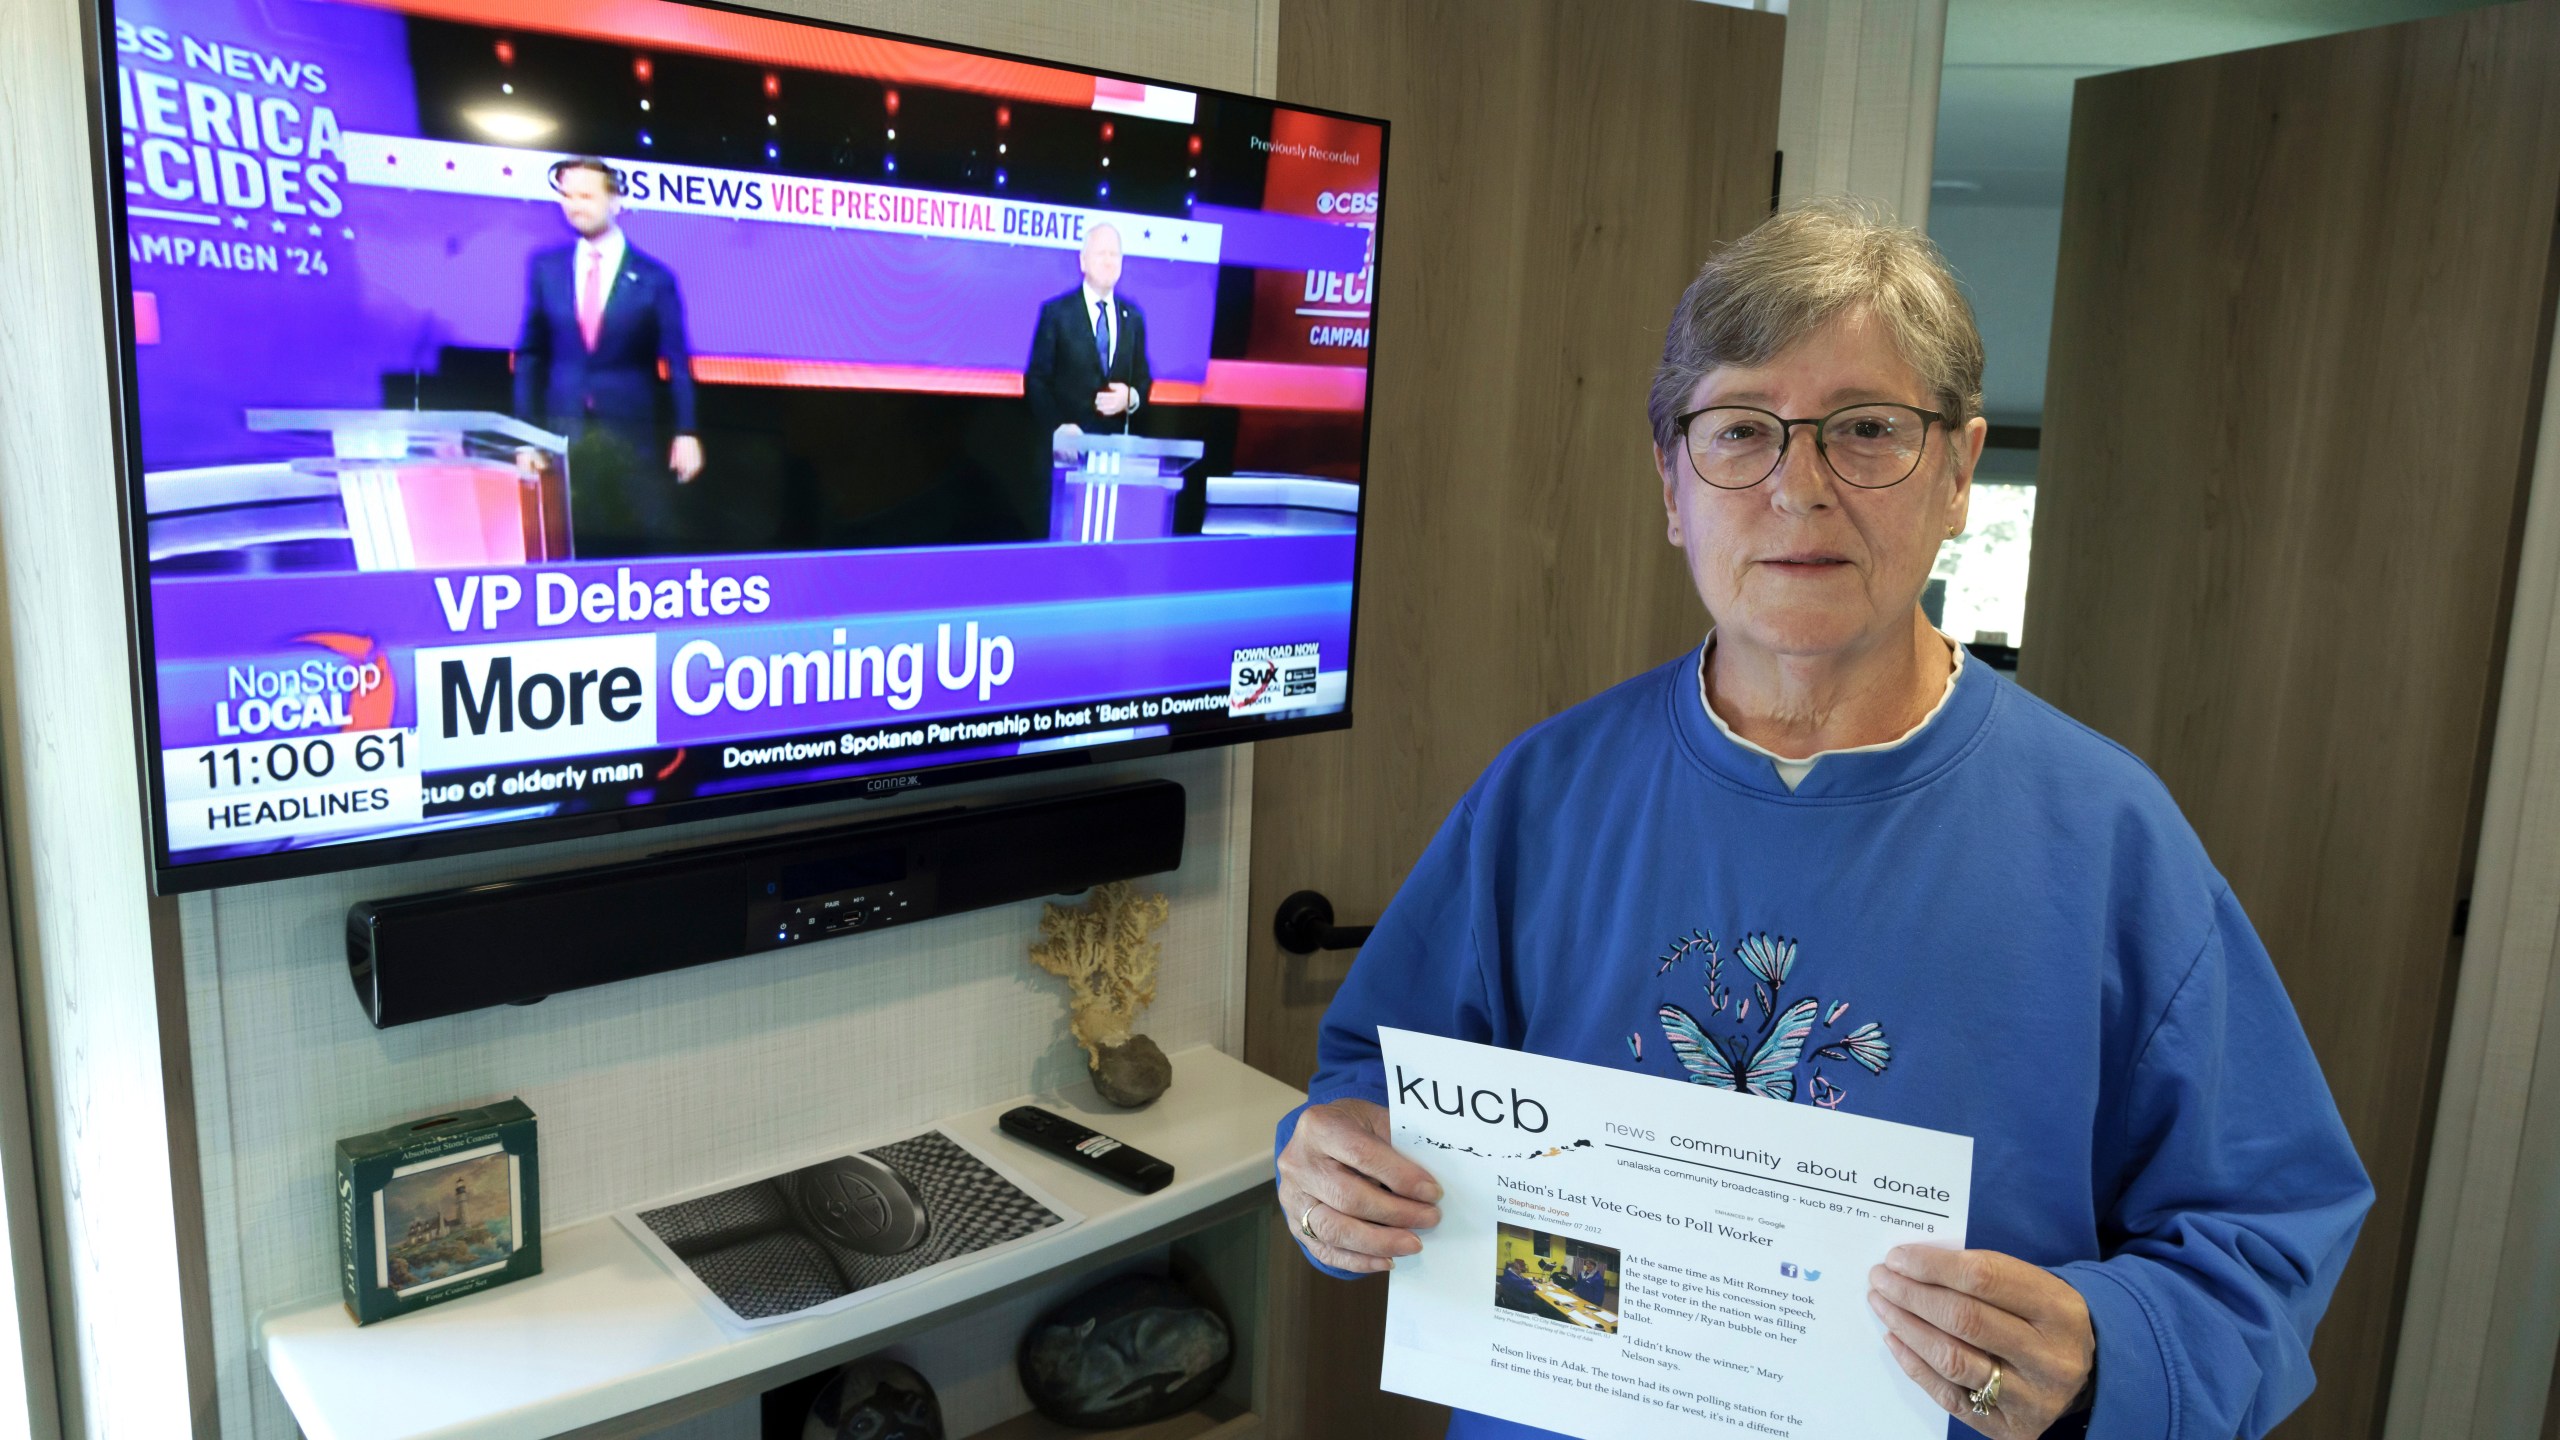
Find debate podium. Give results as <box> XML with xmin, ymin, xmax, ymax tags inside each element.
<box><xmin>1049</xmin><ymin>433</ymin><xmax>1205</xmax><ymax>543</ymax></box>
<box><xmin>1200</xmin><ymin>473</ymin><xmax>1361</xmax><ymax>536</ymax></box>
<box><xmin>236</xmin><ymin>409</ymin><xmax>572</xmax><ymax>570</ymax></box>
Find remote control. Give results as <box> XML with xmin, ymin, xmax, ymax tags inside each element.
<box><xmin>999</xmin><ymin>1105</ymin><xmax>1174</xmax><ymax>1194</ymax></box>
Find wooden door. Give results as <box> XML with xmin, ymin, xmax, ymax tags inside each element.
<box><xmin>2026</xmin><ymin>5</ymin><xmax>2560</xmax><ymax>1436</ymax></box>
<box><xmin>1245</xmin><ymin>1</ymin><xmax>1783</xmax><ymax>1434</ymax></box>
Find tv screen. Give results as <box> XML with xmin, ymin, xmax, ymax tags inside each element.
<box><xmin>101</xmin><ymin>0</ymin><xmax>1385</xmax><ymax>890</ymax></box>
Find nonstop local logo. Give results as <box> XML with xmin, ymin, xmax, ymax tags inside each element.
<box><xmin>1230</xmin><ymin>642</ymin><xmax>1320</xmax><ymax>717</ymax></box>
<box><xmin>413</xmin><ymin>634</ymin><xmax>655</xmax><ymax>769</ymax></box>
<box><xmin>213</xmin><ymin>632</ymin><xmax>393</xmax><ymax>738</ymax></box>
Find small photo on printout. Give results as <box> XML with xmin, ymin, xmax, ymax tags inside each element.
<box><xmin>1494</xmin><ymin>1223</ymin><xmax>1621</xmax><ymax>1336</ymax></box>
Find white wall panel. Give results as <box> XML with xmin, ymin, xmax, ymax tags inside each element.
<box><xmin>192</xmin><ymin>750</ymin><xmax>1253</xmax><ymax>1440</ymax></box>
<box><xmin>1776</xmin><ymin>0</ymin><xmax>1947</xmax><ymax>228</ymax></box>
<box><xmin>6</xmin><ymin>0</ymin><xmax>1277</xmax><ymax>1432</ymax></box>
<box><xmin>0</xmin><ymin>0</ymin><xmax>194</xmax><ymax>1426</ymax></box>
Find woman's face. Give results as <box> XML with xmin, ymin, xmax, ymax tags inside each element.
<box><xmin>1657</xmin><ymin>309</ymin><xmax>1984</xmax><ymax>661</ymax></box>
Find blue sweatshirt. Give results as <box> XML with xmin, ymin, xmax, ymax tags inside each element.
<box><xmin>1569</xmin><ymin>1266</ymin><xmax>1609</xmax><ymax>1307</ymax></box>
<box><xmin>1281</xmin><ymin>646</ymin><xmax>2372</xmax><ymax>1440</ymax></box>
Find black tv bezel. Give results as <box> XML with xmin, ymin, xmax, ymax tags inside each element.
<box><xmin>83</xmin><ymin>0</ymin><xmax>1388</xmax><ymax>895</ymax></box>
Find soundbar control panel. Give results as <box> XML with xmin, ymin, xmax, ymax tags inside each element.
<box><xmin>749</xmin><ymin>876</ymin><xmax>940</xmax><ymax>949</ymax></box>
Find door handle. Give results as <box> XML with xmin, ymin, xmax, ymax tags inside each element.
<box><xmin>1274</xmin><ymin>890</ymin><xmax>1375</xmax><ymax>955</ymax></box>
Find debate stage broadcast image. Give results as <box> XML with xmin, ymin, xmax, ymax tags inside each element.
<box><xmin>114</xmin><ymin>0</ymin><xmax>1384</xmax><ymax>882</ymax></box>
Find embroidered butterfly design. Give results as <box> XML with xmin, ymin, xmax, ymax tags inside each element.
<box><xmin>1646</xmin><ymin>929</ymin><xmax>1894</xmax><ymax>1108</ymax></box>
<box><xmin>1658</xmin><ymin>998</ymin><xmax>1818</xmax><ymax>1101</ymax></box>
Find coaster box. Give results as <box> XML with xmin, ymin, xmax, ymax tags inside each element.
<box><xmin>336</xmin><ymin>1098</ymin><xmax>541</xmax><ymax>1325</ymax></box>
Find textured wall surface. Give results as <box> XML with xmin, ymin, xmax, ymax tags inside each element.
<box><xmin>189</xmin><ymin>747</ymin><xmax>1252</xmax><ymax>1439</ymax></box>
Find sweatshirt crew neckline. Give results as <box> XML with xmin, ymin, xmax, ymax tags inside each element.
<box><xmin>1698</xmin><ymin>628</ymin><xmax>1965</xmax><ymax>791</ymax></box>
<box><xmin>1669</xmin><ymin>635</ymin><xmax>2003</xmax><ymax>801</ymax></box>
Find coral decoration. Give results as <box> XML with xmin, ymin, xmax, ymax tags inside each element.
<box><xmin>1029</xmin><ymin>882</ymin><xmax>1171</xmax><ymax>1065</ymax></box>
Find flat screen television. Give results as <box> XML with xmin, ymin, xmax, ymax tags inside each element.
<box><xmin>95</xmin><ymin>0</ymin><xmax>1386</xmax><ymax>891</ymax></box>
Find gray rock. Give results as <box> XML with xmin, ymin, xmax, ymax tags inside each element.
<box><xmin>1091</xmin><ymin>1034</ymin><xmax>1172</xmax><ymax>1108</ymax></box>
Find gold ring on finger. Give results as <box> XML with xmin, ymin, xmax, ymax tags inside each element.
<box><xmin>1299</xmin><ymin>1203</ymin><xmax>1321</xmax><ymax>1241</ymax></box>
<box><xmin>1966</xmin><ymin>1363</ymin><xmax>2002</xmax><ymax>1416</ymax></box>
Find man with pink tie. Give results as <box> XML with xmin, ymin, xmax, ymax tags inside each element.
<box><xmin>514</xmin><ymin>156</ymin><xmax>702</xmax><ymax>557</ymax></box>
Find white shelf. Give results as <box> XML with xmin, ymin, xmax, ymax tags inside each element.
<box><xmin>261</xmin><ymin>1046</ymin><xmax>1304</xmax><ymax>1440</ymax></box>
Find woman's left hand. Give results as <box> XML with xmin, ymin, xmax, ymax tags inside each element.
<box><xmin>1867</xmin><ymin>1245</ymin><xmax>2095</xmax><ymax>1437</ymax></box>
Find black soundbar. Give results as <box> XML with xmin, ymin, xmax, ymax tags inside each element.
<box><xmin>346</xmin><ymin>780</ymin><xmax>1186</xmax><ymax>1027</ymax></box>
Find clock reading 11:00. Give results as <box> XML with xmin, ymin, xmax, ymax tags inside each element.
<box><xmin>196</xmin><ymin>731</ymin><xmax>409</xmax><ymax>789</ymax></box>
<box><xmin>158</xmin><ymin>727</ymin><xmax>426</xmax><ymax>855</ymax></box>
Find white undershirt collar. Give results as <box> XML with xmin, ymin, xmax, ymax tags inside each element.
<box><xmin>1698</xmin><ymin>628</ymin><xmax>1964</xmax><ymax>791</ymax></box>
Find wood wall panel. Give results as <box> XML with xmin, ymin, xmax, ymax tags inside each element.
<box><xmin>2023</xmin><ymin>5</ymin><xmax>2560</xmax><ymax>1436</ymax></box>
<box><xmin>2388</xmin><ymin>244</ymin><xmax>2560</xmax><ymax>1437</ymax></box>
<box><xmin>1251</xmin><ymin>2</ymin><xmax>1782</xmax><ymax>1434</ymax></box>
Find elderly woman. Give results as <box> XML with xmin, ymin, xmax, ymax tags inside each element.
<box><xmin>1275</xmin><ymin>201</ymin><xmax>2372</xmax><ymax>1440</ymax></box>
<box><xmin>1568</xmin><ymin>1254</ymin><xmax>1610</xmax><ymax>1308</ymax></box>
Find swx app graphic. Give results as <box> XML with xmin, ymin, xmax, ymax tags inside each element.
<box><xmin>1230</xmin><ymin>643</ymin><xmax>1321</xmax><ymax>715</ymax></box>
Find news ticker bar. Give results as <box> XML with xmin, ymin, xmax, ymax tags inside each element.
<box><xmin>160</xmin><ymin>680</ymin><xmax>1335</xmax><ymax>857</ymax></box>
<box><xmin>340</xmin><ymin>134</ymin><xmax>1224</xmax><ymax>262</ymax></box>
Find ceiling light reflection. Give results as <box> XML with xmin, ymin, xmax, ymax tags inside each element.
<box><xmin>462</xmin><ymin>106</ymin><xmax>557</xmax><ymax>144</ymax></box>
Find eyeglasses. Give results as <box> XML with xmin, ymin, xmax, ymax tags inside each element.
<box><xmin>1673</xmin><ymin>402</ymin><xmax>1950</xmax><ymax>490</ymax></box>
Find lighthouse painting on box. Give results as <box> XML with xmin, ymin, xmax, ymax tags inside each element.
<box><xmin>338</xmin><ymin>1097</ymin><xmax>541</xmax><ymax>1323</ymax></box>
<box><xmin>377</xmin><ymin>1148</ymin><xmax>519</xmax><ymax>1296</ymax></box>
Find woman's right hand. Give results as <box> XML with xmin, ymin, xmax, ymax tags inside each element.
<box><xmin>1277</xmin><ymin>1098</ymin><xmax>1443</xmax><ymax>1273</ymax></box>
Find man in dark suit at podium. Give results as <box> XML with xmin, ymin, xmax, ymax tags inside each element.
<box><xmin>514</xmin><ymin>155</ymin><xmax>703</xmax><ymax>557</ymax></box>
<box><xmin>1025</xmin><ymin>222</ymin><xmax>1153</xmax><ymax>460</ymax></box>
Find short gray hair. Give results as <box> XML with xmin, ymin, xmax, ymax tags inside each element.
<box><xmin>1647</xmin><ymin>198</ymin><xmax>1985</xmax><ymax>452</ymax></box>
